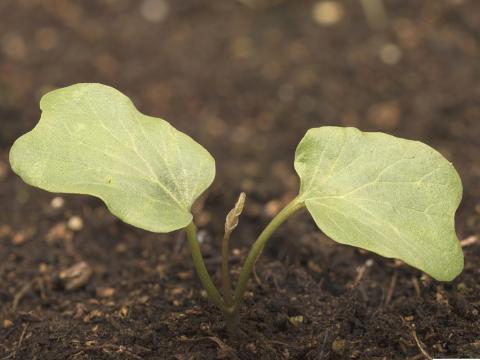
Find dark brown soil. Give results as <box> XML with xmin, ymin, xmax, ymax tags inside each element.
<box><xmin>1</xmin><ymin>0</ymin><xmax>480</xmax><ymax>359</ymax></box>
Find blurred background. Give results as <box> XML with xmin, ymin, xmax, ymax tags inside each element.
<box><xmin>1</xmin><ymin>1</ymin><xmax>480</xmax><ymax>358</ymax></box>
<box><xmin>1</xmin><ymin>0</ymin><xmax>479</xmax><ymax>215</ymax></box>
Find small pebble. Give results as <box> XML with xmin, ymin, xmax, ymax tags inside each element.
<box><xmin>83</xmin><ymin>309</ymin><xmax>102</xmax><ymax>323</ymax></box>
<box><xmin>312</xmin><ymin>1</ymin><xmax>344</xmax><ymax>26</ymax></box>
<box><xmin>46</xmin><ymin>223</ymin><xmax>72</xmax><ymax>243</ymax></box>
<box><xmin>196</xmin><ymin>229</ymin><xmax>208</xmax><ymax>244</ymax></box>
<box><xmin>73</xmin><ymin>303</ymin><xmax>87</xmax><ymax>319</ymax></box>
<box><xmin>331</xmin><ymin>338</ymin><xmax>346</xmax><ymax>353</ymax></box>
<box><xmin>307</xmin><ymin>260</ymin><xmax>322</xmax><ymax>273</ymax></box>
<box><xmin>3</xmin><ymin>319</ymin><xmax>13</xmax><ymax>329</ymax></box>
<box><xmin>50</xmin><ymin>197</ymin><xmax>65</xmax><ymax>209</ymax></box>
<box><xmin>119</xmin><ymin>305</ymin><xmax>129</xmax><ymax>318</ymax></box>
<box><xmin>67</xmin><ymin>216</ymin><xmax>84</xmax><ymax>231</ymax></box>
<box><xmin>138</xmin><ymin>295</ymin><xmax>150</xmax><ymax>304</ymax></box>
<box><xmin>460</xmin><ymin>235</ymin><xmax>477</xmax><ymax>247</ymax></box>
<box><xmin>171</xmin><ymin>287</ymin><xmax>184</xmax><ymax>296</ymax></box>
<box><xmin>436</xmin><ymin>286</ymin><xmax>449</xmax><ymax>305</ymax></box>
<box><xmin>288</xmin><ymin>315</ymin><xmax>304</xmax><ymax>327</ymax></box>
<box><xmin>174</xmin><ymin>312</ymin><xmax>186</xmax><ymax>319</ymax></box>
<box><xmin>96</xmin><ymin>287</ymin><xmax>115</xmax><ymax>298</ymax></box>
<box><xmin>38</xmin><ymin>263</ymin><xmax>49</xmax><ymax>274</ymax></box>
<box><xmin>265</xmin><ymin>200</ymin><xmax>282</xmax><ymax>217</ymax></box>
<box><xmin>115</xmin><ymin>243</ymin><xmax>128</xmax><ymax>253</ymax></box>
<box><xmin>206</xmin><ymin>117</ymin><xmax>226</xmax><ymax>137</ymax></box>
<box><xmin>379</xmin><ymin>43</ymin><xmax>402</xmax><ymax>65</ymax></box>
<box><xmin>59</xmin><ymin>262</ymin><xmax>93</xmax><ymax>291</ymax></box>
<box><xmin>1</xmin><ymin>33</ymin><xmax>27</xmax><ymax>60</ymax></box>
<box><xmin>177</xmin><ymin>271</ymin><xmax>192</xmax><ymax>280</ymax></box>
<box><xmin>185</xmin><ymin>308</ymin><xmax>202</xmax><ymax>316</ymax></box>
<box><xmin>12</xmin><ymin>229</ymin><xmax>33</xmax><ymax>246</ymax></box>
<box><xmin>156</xmin><ymin>264</ymin><xmax>167</xmax><ymax>277</ymax></box>
<box><xmin>140</xmin><ymin>0</ymin><xmax>169</xmax><ymax>23</ymax></box>
<box><xmin>199</xmin><ymin>323</ymin><xmax>210</xmax><ymax>332</ymax></box>
<box><xmin>367</xmin><ymin>101</ymin><xmax>400</xmax><ymax>130</ymax></box>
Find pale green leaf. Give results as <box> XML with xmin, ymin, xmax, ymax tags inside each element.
<box><xmin>295</xmin><ymin>126</ymin><xmax>463</xmax><ymax>281</ymax></box>
<box><xmin>10</xmin><ymin>83</ymin><xmax>215</xmax><ymax>233</ymax></box>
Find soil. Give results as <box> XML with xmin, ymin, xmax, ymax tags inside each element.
<box><xmin>1</xmin><ymin>0</ymin><xmax>480</xmax><ymax>359</ymax></box>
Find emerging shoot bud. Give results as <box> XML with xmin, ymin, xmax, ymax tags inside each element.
<box><xmin>225</xmin><ymin>192</ymin><xmax>246</xmax><ymax>235</ymax></box>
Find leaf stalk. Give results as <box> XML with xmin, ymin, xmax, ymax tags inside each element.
<box><xmin>232</xmin><ymin>197</ymin><xmax>304</xmax><ymax>311</ymax></box>
<box><xmin>221</xmin><ymin>231</ymin><xmax>234</xmax><ymax>306</ymax></box>
<box><xmin>222</xmin><ymin>192</ymin><xmax>246</xmax><ymax>307</ymax></box>
<box><xmin>185</xmin><ymin>222</ymin><xmax>228</xmax><ymax>313</ymax></box>
<box><xmin>185</xmin><ymin>197</ymin><xmax>304</xmax><ymax>332</ymax></box>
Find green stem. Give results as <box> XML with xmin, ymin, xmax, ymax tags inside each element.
<box><xmin>221</xmin><ymin>232</ymin><xmax>233</xmax><ymax>307</ymax></box>
<box><xmin>232</xmin><ymin>197</ymin><xmax>305</xmax><ymax>310</ymax></box>
<box><xmin>185</xmin><ymin>222</ymin><xmax>228</xmax><ymax>313</ymax></box>
<box><xmin>225</xmin><ymin>307</ymin><xmax>239</xmax><ymax>333</ymax></box>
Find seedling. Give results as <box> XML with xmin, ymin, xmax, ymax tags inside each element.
<box><xmin>10</xmin><ymin>83</ymin><xmax>464</xmax><ymax>331</ymax></box>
